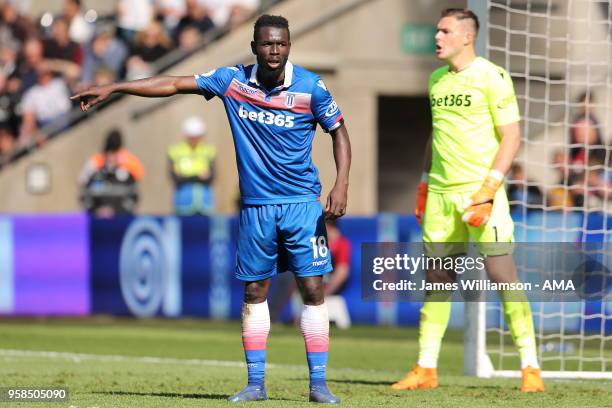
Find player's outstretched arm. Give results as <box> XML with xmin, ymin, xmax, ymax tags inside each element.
<box><xmin>325</xmin><ymin>124</ymin><xmax>351</xmax><ymax>219</ymax></box>
<box><xmin>71</xmin><ymin>76</ymin><xmax>200</xmax><ymax>112</ymax></box>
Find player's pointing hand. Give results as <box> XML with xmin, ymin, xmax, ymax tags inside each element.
<box><xmin>70</xmin><ymin>85</ymin><xmax>113</xmax><ymax>112</ymax></box>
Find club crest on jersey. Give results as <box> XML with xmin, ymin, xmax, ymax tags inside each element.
<box><xmin>284</xmin><ymin>93</ymin><xmax>296</xmax><ymax>108</ymax></box>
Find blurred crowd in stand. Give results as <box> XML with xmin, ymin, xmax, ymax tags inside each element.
<box><xmin>507</xmin><ymin>91</ymin><xmax>611</xmax><ymax>213</ymax></box>
<box><xmin>0</xmin><ymin>0</ymin><xmax>609</xmax><ymax>215</ymax></box>
<box><xmin>0</xmin><ymin>0</ymin><xmax>259</xmax><ymax>162</ymax></box>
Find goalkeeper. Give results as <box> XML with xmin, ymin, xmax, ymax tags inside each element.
<box><xmin>391</xmin><ymin>8</ymin><xmax>544</xmax><ymax>393</ymax></box>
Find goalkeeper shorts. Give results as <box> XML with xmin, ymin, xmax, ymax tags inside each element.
<box><xmin>422</xmin><ymin>187</ymin><xmax>514</xmax><ymax>257</ymax></box>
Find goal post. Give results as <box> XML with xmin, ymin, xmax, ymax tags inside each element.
<box><xmin>464</xmin><ymin>0</ymin><xmax>612</xmax><ymax>380</ymax></box>
<box><xmin>463</xmin><ymin>0</ymin><xmax>493</xmax><ymax>380</ymax></box>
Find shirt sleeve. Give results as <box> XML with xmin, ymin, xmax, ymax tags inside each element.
<box><xmin>311</xmin><ymin>78</ymin><xmax>344</xmax><ymax>133</ymax></box>
<box><xmin>194</xmin><ymin>66</ymin><xmax>238</xmax><ymax>100</ymax></box>
<box><xmin>486</xmin><ymin>67</ymin><xmax>520</xmax><ymax>127</ymax></box>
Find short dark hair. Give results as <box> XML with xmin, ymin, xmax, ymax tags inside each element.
<box><xmin>441</xmin><ymin>8</ymin><xmax>480</xmax><ymax>34</ymax></box>
<box><xmin>104</xmin><ymin>129</ymin><xmax>123</xmax><ymax>153</ymax></box>
<box><xmin>253</xmin><ymin>14</ymin><xmax>289</xmax><ymax>42</ymax></box>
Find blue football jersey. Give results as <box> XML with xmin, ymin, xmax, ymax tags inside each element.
<box><xmin>194</xmin><ymin>62</ymin><xmax>344</xmax><ymax>205</ymax></box>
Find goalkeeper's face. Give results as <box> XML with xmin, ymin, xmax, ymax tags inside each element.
<box><xmin>435</xmin><ymin>16</ymin><xmax>474</xmax><ymax>61</ymax></box>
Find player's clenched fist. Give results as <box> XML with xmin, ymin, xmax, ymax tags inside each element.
<box><xmin>462</xmin><ymin>170</ymin><xmax>503</xmax><ymax>227</ymax></box>
<box><xmin>415</xmin><ymin>174</ymin><xmax>428</xmax><ymax>225</ymax></box>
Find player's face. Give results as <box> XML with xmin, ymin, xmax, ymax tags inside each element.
<box><xmin>435</xmin><ymin>16</ymin><xmax>471</xmax><ymax>61</ymax></box>
<box><xmin>251</xmin><ymin>26</ymin><xmax>291</xmax><ymax>74</ymax></box>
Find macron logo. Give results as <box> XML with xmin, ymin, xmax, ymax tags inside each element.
<box><xmin>238</xmin><ymin>105</ymin><xmax>295</xmax><ymax>128</ymax></box>
<box><xmin>238</xmin><ymin>84</ymin><xmax>258</xmax><ymax>95</ymax></box>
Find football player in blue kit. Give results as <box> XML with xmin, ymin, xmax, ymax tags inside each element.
<box><xmin>73</xmin><ymin>14</ymin><xmax>351</xmax><ymax>404</ymax></box>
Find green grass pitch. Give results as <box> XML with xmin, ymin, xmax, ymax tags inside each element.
<box><xmin>0</xmin><ymin>318</ymin><xmax>609</xmax><ymax>407</ymax></box>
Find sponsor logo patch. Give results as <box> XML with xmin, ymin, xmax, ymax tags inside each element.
<box><xmin>497</xmin><ymin>95</ymin><xmax>515</xmax><ymax>109</ymax></box>
<box><xmin>312</xmin><ymin>259</ymin><xmax>329</xmax><ymax>266</ymax></box>
<box><xmin>237</xmin><ymin>84</ymin><xmax>259</xmax><ymax>95</ymax></box>
<box><xmin>238</xmin><ymin>105</ymin><xmax>295</xmax><ymax>128</ymax></box>
<box><xmin>325</xmin><ymin>101</ymin><xmax>339</xmax><ymax>117</ymax></box>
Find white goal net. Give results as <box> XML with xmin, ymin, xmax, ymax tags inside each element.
<box><xmin>466</xmin><ymin>0</ymin><xmax>612</xmax><ymax>379</ymax></box>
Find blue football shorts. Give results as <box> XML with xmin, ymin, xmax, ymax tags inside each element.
<box><xmin>236</xmin><ymin>201</ymin><xmax>333</xmax><ymax>281</ymax></box>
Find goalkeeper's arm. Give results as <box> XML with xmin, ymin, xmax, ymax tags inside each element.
<box><xmin>415</xmin><ymin>136</ymin><xmax>432</xmax><ymax>224</ymax></box>
<box><xmin>491</xmin><ymin>121</ymin><xmax>521</xmax><ymax>176</ymax></box>
<box><xmin>463</xmin><ymin>122</ymin><xmax>521</xmax><ymax>227</ymax></box>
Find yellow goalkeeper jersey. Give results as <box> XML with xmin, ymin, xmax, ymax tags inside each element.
<box><xmin>428</xmin><ymin>57</ymin><xmax>520</xmax><ymax>193</ymax></box>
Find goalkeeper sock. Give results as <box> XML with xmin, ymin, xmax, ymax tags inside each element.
<box><xmin>301</xmin><ymin>303</ymin><xmax>329</xmax><ymax>386</ymax></box>
<box><xmin>242</xmin><ymin>301</ymin><xmax>270</xmax><ymax>386</ymax></box>
<box><xmin>417</xmin><ymin>292</ymin><xmax>452</xmax><ymax>369</ymax></box>
<box><xmin>499</xmin><ymin>291</ymin><xmax>540</xmax><ymax>369</ymax></box>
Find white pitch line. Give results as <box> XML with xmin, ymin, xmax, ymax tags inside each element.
<box><xmin>0</xmin><ymin>349</ymin><xmax>383</xmax><ymax>375</ymax></box>
<box><xmin>0</xmin><ymin>349</ymin><xmax>277</xmax><ymax>369</ymax></box>
<box><xmin>1</xmin><ymin>349</ymin><xmax>609</xmax><ymax>384</ymax></box>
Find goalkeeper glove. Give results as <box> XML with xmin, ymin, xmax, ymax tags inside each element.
<box><xmin>462</xmin><ymin>170</ymin><xmax>504</xmax><ymax>227</ymax></box>
<box><xmin>415</xmin><ymin>173</ymin><xmax>428</xmax><ymax>225</ymax></box>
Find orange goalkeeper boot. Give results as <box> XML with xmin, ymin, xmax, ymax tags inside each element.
<box><xmin>520</xmin><ymin>366</ymin><xmax>545</xmax><ymax>392</ymax></box>
<box><xmin>391</xmin><ymin>364</ymin><xmax>438</xmax><ymax>390</ymax></box>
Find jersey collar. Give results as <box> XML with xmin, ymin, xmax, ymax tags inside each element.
<box><xmin>449</xmin><ymin>56</ymin><xmax>480</xmax><ymax>74</ymax></box>
<box><xmin>249</xmin><ymin>61</ymin><xmax>294</xmax><ymax>91</ymax></box>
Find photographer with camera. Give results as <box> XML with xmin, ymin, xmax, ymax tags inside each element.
<box><xmin>78</xmin><ymin>129</ymin><xmax>144</xmax><ymax>217</ymax></box>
